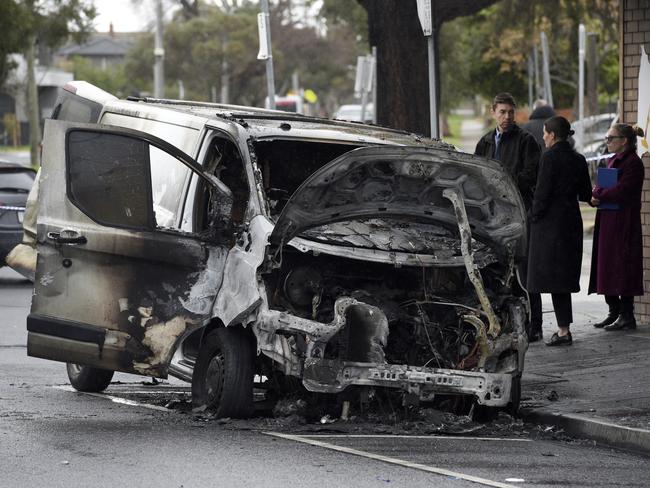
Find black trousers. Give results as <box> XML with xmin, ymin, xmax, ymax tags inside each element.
<box><xmin>605</xmin><ymin>295</ymin><xmax>634</xmax><ymax>314</ymax></box>
<box><xmin>529</xmin><ymin>292</ymin><xmax>542</xmax><ymax>330</ymax></box>
<box><xmin>551</xmin><ymin>293</ymin><xmax>573</xmax><ymax>327</ymax></box>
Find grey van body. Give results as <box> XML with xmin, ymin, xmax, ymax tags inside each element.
<box><xmin>27</xmin><ymin>82</ymin><xmax>529</xmax><ymax>415</ymax></box>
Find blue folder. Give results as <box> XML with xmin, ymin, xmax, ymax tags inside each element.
<box><xmin>597</xmin><ymin>167</ymin><xmax>619</xmax><ymax>210</ymax></box>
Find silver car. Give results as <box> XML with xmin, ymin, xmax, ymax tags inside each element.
<box><xmin>27</xmin><ymin>82</ymin><xmax>529</xmax><ymax>419</ymax></box>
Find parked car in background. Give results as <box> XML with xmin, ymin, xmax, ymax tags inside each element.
<box><xmin>24</xmin><ymin>81</ymin><xmax>529</xmax><ymax>420</ymax></box>
<box><xmin>0</xmin><ymin>162</ymin><xmax>36</xmax><ymax>264</ymax></box>
<box><xmin>583</xmin><ymin>140</ymin><xmax>615</xmax><ymax>184</ymax></box>
<box><xmin>572</xmin><ymin>113</ymin><xmax>617</xmax><ymax>153</ymax></box>
<box><xmin>334</xmin><ymin>103</ymin><xmax>374</xmax><ymax>123</ymax></box>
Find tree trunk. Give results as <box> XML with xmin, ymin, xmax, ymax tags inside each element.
<box><xmin>358</xmin><ymin>0</ymin><xmax>497</xmax><ymax>134</ymax></box>
<box><xmin>586</xmin><ymin>33</ymin><xmax>599</xmax><ymax>116</ymax></box>
<box><xmin>26</xmin><ymin>34</ymin><xmax>40</xmax><ymax>167</ymax></box>
<box><xmin>359</xmin><ymin>0</ymin><xmax>429</xmax><ymax>134</ymax></box>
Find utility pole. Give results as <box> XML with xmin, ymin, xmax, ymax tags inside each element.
<box><xmin>26</xmin><ymin>34</ymin><xmax>40</xmax><ymax>167</ymax></box>
<box><xmin>587</xmin><ymin>33</ymin><xmax>599</xmax><ymax>116</ymax></box>
<box><xmin>578</xmin><ymin>24</ymin><xmax>585</xmax><ymax>123</ymax></box>
<box><xmin>540</xmin><ymin>31</ymin><xmax>553</xmax><ymax>107</ymax></box>
<box><xmin>371</xmin><ymin>46</ymin><xmax>377</xmax><ymax>124</ymax></box>
<box><xmin>416</xmin><ymin>0</ymin><xmax>439</xmax><ymax>139</ymax></box>
<box><xmin>527</xmin><ymin>55</ymin><xmax>534</xmax><ymax>108</ymax></box>
<box><xmin>178</xmin><ymin>80</ymin><xmax>185</xmax><ymax>100</ymax></box>
<box><xmin>533</xmin><ymin>45</ymin><xmax>541</xmax><ymax>99</ymax></box>
<box><xmin>258</xmin><ymin>0</ymin><xmax>276</xmax><ymax>109</ymax></box>
<box><xmin>153</xmin><ymin>0</ymin><xmax>165</xmax><ymax>98</ymax></box>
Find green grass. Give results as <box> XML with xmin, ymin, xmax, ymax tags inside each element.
<box><xmin>443</xmin><ymin>113</ymin><xmax>465</xmax><ymax>147</ymax></box>
<box><xmin>0</xmin><ymin>145</ymin><xmax>30</xmax><ymax>152</ymax></box>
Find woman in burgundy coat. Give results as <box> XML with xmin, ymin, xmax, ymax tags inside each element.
<box><xmin>589</xmin><ymin>123</ymin><xmax>646</xmax><ymax>331</ymax></box>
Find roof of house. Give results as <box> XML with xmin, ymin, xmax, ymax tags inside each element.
<box><xmin>57</xmin><ymin>34</ymin><xmax>136</xmax><ymax>58</ymax></box>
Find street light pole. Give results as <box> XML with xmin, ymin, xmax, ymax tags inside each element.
<box><xmin>578</xmin><ymin>24</ymin><xmax>586</xmax><ymax>122</ymax></box>
<box><xmin>259</xmin><ymin>0</ymin><xmax>276</xmax><ymax>109</ymax></box>
<box><xmin>153</xmin><ymin>0</ymin><xmax>165</xmax><ymax>98</ymax></box>
<box><xmin>540</xmin><ymin>31</ymin><xmax>553</xmax><ymax>107</ymax></box>
<box><xmin>416</xmin><ymin>0</ymin><xmax>439</xmax><ymax>139</ymax></box>
<box><xmin>427</xmin><ymin>31</ymin><xmax>439</xmax><ymax>139</ymax></box>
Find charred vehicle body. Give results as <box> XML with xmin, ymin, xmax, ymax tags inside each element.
<box><xmin>25</xmin><ymin>82</ymin><xmax>529</xmax><ymax>418</ymax></box>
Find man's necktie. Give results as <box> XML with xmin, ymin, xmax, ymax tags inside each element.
<box><xmin>494</xmin><ymin>131</ymin><xmax>501</xmax><ymax>160</ymax></box>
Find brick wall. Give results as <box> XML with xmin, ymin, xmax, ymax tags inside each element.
<box><xmin>621</xmin><ymin>1</ymin><xmax>650</xmax><ymax>322</ymax></box>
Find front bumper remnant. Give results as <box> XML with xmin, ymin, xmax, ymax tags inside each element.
<box><xmin>302</xmin><ymin>360</ymin><xmax>513</xmax><ymax>406</ymax></box>
<box><xmin>257</xmin><ymin>297</ymin><xmax>518</xmax><ymax>407</ymax></box>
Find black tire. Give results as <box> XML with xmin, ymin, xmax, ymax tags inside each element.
<box><xmin>191</xmin><ymin>327</ymin><xmax>254</xmax><ymax>418</ymax></box>
<box><xmin>66</xmin><ymin>363</ymin><xmax>114</xmax><ymax>392</ymax></box>
<box><xmin>506</xmin><ymin>374</ymin><xmax>522</xmax><ymax>416</ymax></box>
<box><xmin>472</xmin><ymin>402</ymin><xmax>499</xmax><ymax>422</ymax></box>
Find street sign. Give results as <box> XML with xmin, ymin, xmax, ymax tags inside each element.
<box><xmin>416</xmin><ymin>0</ymin><xmax>432</xmax><ymax>36</ymax></box>
<box><xmin>257</xmin><ymin>13</ymin><xmax>270</xmax><ymax>60</ymax></box>
<box><xmin>354</xmin><ymin>56</ymin><xmax>368</xmax><ymax>96</ymax></box>
<box><xmin>304</xmin><ymin>89</ymin><xmax>318</xmax><ymax>104</ymax></box>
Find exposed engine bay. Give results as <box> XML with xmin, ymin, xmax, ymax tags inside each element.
<box><xmin>266</xmin><ymin>245</ymin><xmax>522</xmax><ymax>370</ymax></box>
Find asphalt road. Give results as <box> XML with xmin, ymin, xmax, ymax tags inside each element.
<box><xmin>1</xmin><ymin>266</ymin><xmax>648</xmax><ymax>488</ymax></box>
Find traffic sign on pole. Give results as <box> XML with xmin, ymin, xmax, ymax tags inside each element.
<box><xmin>416</xmin><ymin>0</ymin><xmax>433</xmax><ymax>36</ymax></box>
<box><xmin>257</xmin><ymin>13</ymin><xmax>270</xmax><ymax>60</ymax></box>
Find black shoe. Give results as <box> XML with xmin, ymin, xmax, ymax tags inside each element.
<box><xmin>546</xmin><ymin>332</ymin><xmax>572</xmax><ymax>346</ymax></box>
<box><xmin>593</xmin><ymin>312</ymin><xmax>619</xmax><ymax>328</ymax></box>
<box><xmin>604</xmin><ymin>313</ymin><xmax>637</xmax><ymax>331</ymax></box>
<box><xmin>529</xmin><ymin>330</ymin><xmax>543</xmax><ymax>343</ymax></box>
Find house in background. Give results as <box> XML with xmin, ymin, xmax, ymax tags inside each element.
<box><xmin>0</xmin><ymin>25</ymin><xmax>138</xmax><ymax>147</ymax></box>
<box><xmin>54</xmin><ymin>26</ymin><xmax>137</xmax><ymax>72</ymax></box>
<box><xmin>1</xmin><ymin>54</ymin><xmax>73</xmax><ymax>146</ymax></box>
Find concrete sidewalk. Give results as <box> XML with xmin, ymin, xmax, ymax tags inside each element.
<box><xmin>520</xmin><ymin>240</ymin><xmax>650</xmax><ymax>455</ymax></box>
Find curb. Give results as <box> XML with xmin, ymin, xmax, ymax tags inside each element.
<box><xmin>520</xmin><ymin>407</ymin><xmax>650</xmax><ymax>455</ymax></box>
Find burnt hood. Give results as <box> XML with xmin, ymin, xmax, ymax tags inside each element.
<box><xmin>269</xmin><ymin>146</ymin><xmax>527</xmax><ymax>260</ymax></box>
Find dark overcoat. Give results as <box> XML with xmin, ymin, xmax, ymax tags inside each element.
<box><xmin>522</xmin><ymin>105</ymin><xmax>556</xmax><ymax>149</ymax></box>
<box><xmin>527</xmin><ymin>141</ymin><xmax>592</xmax><ymax>293</ymax></box>
<box><xmin>588</xmin><ymin>149</ymin><xmax>644</xmax><ymax>296</ymax></box>
<box><xmin>475</xmin><ymin>124</ymin><xmax>541</xmax><ymax>209</ymax></box>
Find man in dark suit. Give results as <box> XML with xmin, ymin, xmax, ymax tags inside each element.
<box><xmin>475</xmin><ymin>93</ymin><xmax>543</xmax><ymax>341</ymax></box>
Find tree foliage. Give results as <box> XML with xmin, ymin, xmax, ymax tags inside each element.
<box><xmin>124</xmin><ymin>1</ymin><xmax>360</xmax><ymax>112</ymax></box>
<box><xmin>0</xmin><ymin>1</ymin><xmax>30</xmax><ymax>88</ymax></box>
<box><xmin>72</xmin><ymin>56</ymin><xmax>129</xmax><ymax>98</ymax></box>
<box><xmin>1</xmin><ymin>0</ymin><xmax>95</xmax><ymax>90</ymax></box>
<box><xmin>445</xmin><ymin>0</ymin><xmax>619</xmax><ymax>110</ymax></box>
<box><xmin>321</xmin><ymin>0</ymin><xmax>619</xmax><ymax>132</ymax></box>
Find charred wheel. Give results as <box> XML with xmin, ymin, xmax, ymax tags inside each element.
<box><xmin>66</xmin><ymin>363</ymin><xmax>114</xmax><ymax>392</ymax></box>
<box><xmin>507</xmin><ymin>374</ymin><xmax>522</xmax><ymax>416</ymax></box>
<box><xmin>191</xmin><ymin>327</ymin><xmax>254</xmax><ymax>418</ymax></box>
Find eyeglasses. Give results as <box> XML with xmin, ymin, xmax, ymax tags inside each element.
<box><xmin>604</xmin><ymin>135</ymin><xmax>624</xmax><ymax>142</ymax></box>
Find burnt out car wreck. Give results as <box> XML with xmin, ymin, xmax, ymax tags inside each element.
<box><xmin>26</xmin><ymin>82</ymin><xmax>529</xmax><ymax>420</ymax></box>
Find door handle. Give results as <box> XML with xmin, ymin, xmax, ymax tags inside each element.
<box><xmin>47</xmin><ymin>229</ymin><xmax>87</xmax><ymax>245</ymax></box>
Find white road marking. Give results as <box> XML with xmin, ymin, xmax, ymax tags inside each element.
<box><xmin>52</xmin><ymin>385</ymin><xmax>172</xmax><ymax>412</ymax></box>
<box><xmin>100</xmin><ymin>390</ymin><xmax>190</xmax><ymax>395</ymax></box>
<box><xmin>301</xmin><ymin>434</ymin><xmax>531</xmax><ymax>442</ymax></box>
<box><xmin>264</xmin><ymin>431</ymin><xmax>522</xmax><ymax>488</ymax></box>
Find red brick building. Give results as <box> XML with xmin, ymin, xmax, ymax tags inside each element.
<box><xmin>620</xmin><ymin>1</ymin><xmax>650</xmax><ymax>321</ymax></box>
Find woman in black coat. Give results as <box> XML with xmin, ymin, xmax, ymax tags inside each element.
<box><xmin>527</xmin><ymin>116</ymin><xmax>592</xmax><ymax>346</ymax></box>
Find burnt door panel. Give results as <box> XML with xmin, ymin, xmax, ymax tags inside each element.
<box><xmin>28</xmin><ymin>120</ymin><xmax>228</xmax><ymax>377</ymax></box>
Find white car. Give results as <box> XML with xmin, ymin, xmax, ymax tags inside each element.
<box><xmin>334</xmin><ymin>103</ymin><xmax>374</xmax><ymax>123</ymax></box>
<box><xmin>25</xmin><ymin>82</ymin><xmax>529</xmax><ymax>419</ymax></box>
